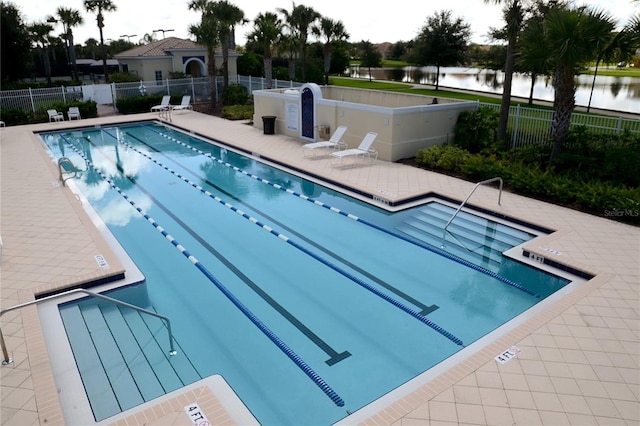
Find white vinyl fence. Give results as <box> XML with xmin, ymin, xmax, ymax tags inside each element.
<box><xmin>1</xmin><ymin>76</ymin><xmax>637</xmax><ymax>149</ymax></box>
<box><xmin>0</xmin><ymin>86</ymin><xmax>84</xmax><ymax>112</ymax></box>
<box><xmin>480</xmin><ymin>103</ymin><xmax>640</xmax><ymax>148</ymax></box>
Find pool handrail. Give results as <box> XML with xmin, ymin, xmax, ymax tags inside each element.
<box><xmin>58</xmin><ymin>156</ymin><xmax>79</xmax><ymax>186</ymax></box>
<box><xmin>0</xmin><ymin>288</ymin><xmax>177</xmax><ymax>366</ymax></box>
<box><xmin>441</xmin><ymin>177</ymin><xmax>503</xmax><ymax>248</ymax></box>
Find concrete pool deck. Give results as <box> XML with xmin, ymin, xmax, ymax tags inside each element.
<box><xmin>1</xmin><ymin>111</ymin><xmax>638</xmax><ymax>425</ymax></box>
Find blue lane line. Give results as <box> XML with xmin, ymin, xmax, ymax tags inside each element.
<box><xmin>125</xmin><ymin>131</ymin><xmax>439</xmax><ymax>317</ymax></box>
<box><xmin>106</xmin><ymin>130</ymin><xmax>463</xmax><ymax>347</ymax></box>
<box><xmin>147</xmin><ymin>125</ymin><xmax>539</xmax><ymax>299</ymax></box>
<box><xmin>60</xmin><ymin>134</ymin><xmax>345</xmax><ymax>408</ymax></box>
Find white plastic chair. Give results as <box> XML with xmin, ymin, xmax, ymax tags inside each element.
<box><xmin>330</xmin><ymin>132</ymin><xmax>378</xmax><ymax>165</ymax></box>
<box><xmin>151</xmin><ymin>95</ymin><xmax>171</xmax><ymax>112</ymax></box>
<box><xmin>172</xmin><ymin>95</ymin><xmax>192</xmax><ymax>111</ymax></box>
<box><xmin>48</xmin><ymin>109</ymin><xmax>64</xmax><ymax>122</ymax></box>
<box><xmin>67</xmin><ymin>107</ymin><xmax>81</xmax><ymax>120</ymax></box>
<box><xmin>302</xmin><ymin>126</ymin><xmax>348</xmax><ymax>157</ymax></box>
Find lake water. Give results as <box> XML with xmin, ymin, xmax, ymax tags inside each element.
<box><xmin>349</xmin><ymin>66</ymin><xmax>639</xmax><ymax>115</ymax></box>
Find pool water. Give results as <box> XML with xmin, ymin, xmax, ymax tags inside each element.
<box><xmin>41</xmin><ymin>122</ymin><xmax>569</xmax><ymax>425</ymax></box>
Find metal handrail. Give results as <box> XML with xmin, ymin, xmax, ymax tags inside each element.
<box><xmin>58</xmin><ymin>157</ymin><xmax>78</xmax><ymax>186</ymax></box>
<box><xmin>1</xmin><ymin>288</ymin><xmax>177</xmax><ymax>365</ymax></box>
<box><xmin>441</xmin><ymin>177</ymin><xmax>503</xmax><ymax>248</ymax></box>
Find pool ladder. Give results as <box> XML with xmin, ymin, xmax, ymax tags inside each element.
<box><xmin>441</xmin><ymin>177</ymin><xmax>503</xmax><ymax>249</ymax></box>
<box><xmin>0</xmin><ymin>288</ymin><xmax>177</xmax><ymax>366</ymax></box>
<box><xmin>58</xmin><ymin>157</ymin><xmax>79</xmax><ymax>186</ymax></box>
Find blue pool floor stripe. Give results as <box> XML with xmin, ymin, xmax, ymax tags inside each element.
<box><xmin>125</xmin><ymin>131</ymin><xmax>438</xmax><ymax>317</ymax></box>
<box><xmin>109</xmin><ymin>130</ymin><xmax>463</xmax><ymax>347</ymax></box>
<box><xmin>148</xmin><ymin>126</ymin><xmax>538</xmax><ymax>299</ymax></box>
<box><xmin>115</xmin><ymin>163</ymin><xmax>352</xmax><ymax>367</ymax></box>
<box><xmin>60</xmin><ymin>135</ymin><xmax>346</xmax><ymax>408</ymax></box>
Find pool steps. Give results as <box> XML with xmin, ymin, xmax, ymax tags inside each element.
<box><xmin>60</xmin><ymin>301</ymin><xmax>199</xmax><ymax>422</ymax></box>
<box><xmin>395</xmin><ymin>203</ymin><xmax>533</xmax><ymax>269</ymax></box>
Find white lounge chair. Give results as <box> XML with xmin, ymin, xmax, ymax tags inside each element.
<box><xmin>172</xmin><ymin>95</ymin><xmax>192</xmax><ymax>111</ymax></box>
<box><xmin>330</xmin><ymin>132</ymin><xmax>378</xmax><ymax>165</ymax></box>
<box><xmin>151</xmin><ymin>95</ymin><xmax>171</xmax><ymax>112</ymax></box>
<box><xmin>302</xmin><ymin>126</ymin><xmax>348</xmax><ymax>157</ymax></box>
<box><xmin>48</xmin><ymin>109</ymin><xmax>64</xmax><ymax>122</ymax></box>
<box><xmin>67</xmin><ymin>106</ymin><xmax>81</xmax><ymax>120</ymax></box>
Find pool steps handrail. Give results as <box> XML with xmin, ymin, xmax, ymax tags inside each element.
<box><xmin>59</xmin><ymin>134</ymin><xmax>346</xmax><ymax>408</ymax></box>
<box><xmin>113</xmin><ymin>131</ymin><xmax>463</xmax><ymax>347</ymax></box>
<box><xmin>58</xmin><ymin>156</ymin><xmax>78</xmax><ymax>186</ymax></box>
<box><xmin>0</xmin><ymin>288</ymin><xmax>177</xmax><ymax>366</ymax></box>
<box><xmin>441</xmin><ymin>177</ymin><xmax>503</xmax><ymax>249</ymax></box>
<box><xmin>148</xmin><ymin>128</ymin><xmax>537</xmax><ymax>299</ymax></box>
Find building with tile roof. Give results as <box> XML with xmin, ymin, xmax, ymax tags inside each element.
<box><xmin>114</xmin><ymin>37</ymin><xmax>238</xmax><ymax>82</ymax></box>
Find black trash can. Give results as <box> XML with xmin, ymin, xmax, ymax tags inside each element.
<box><xmin>262</xmin><ymin>115</ymin><xmax>276</xmax><ymax>135</ymax></box>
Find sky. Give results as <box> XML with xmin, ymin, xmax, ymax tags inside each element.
<box><xmin>14</xmin><ymin>0</ymin><xmax>639</xmax><ymax>47</ymax></box>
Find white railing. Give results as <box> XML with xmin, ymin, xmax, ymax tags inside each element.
<box><xmin>0</xmin><ymin>76</ymin><xmax>637</xmax><ymax>147</ymax></box>
<box><xmin>480</xmin><ymin>103</ymin><xmax>640</xmax><ymax>148</ymax></box>
<box><xmin>0</xmin><ymin>86</ymin><xmax>84</xmax><ymax>112</ymax></box>
<box><xmin>235</xmin><ymin>75</ymin><xmax>302</xmax><ymax>93</ymax></box>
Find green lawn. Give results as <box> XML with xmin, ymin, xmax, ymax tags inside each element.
<box><xmin>581</xmin><ymin>67</ymin><xmax>640</xmax><ymax>78</ymax></box>
<box><xmin>328</xmin><ymin>76</ymin><xmax>635</xmax><ymax>131</ymax></box>
<box><xmin>329</xmin><ymin>77</ymin><xmax>518</xmax><ymax>106</ymax></box>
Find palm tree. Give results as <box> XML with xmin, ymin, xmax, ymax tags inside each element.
<box><xmin>212</xmin><ymin>1</ymin><xmax>246</xmax><ymax>91</ymax></box>
<box><xmin>278</xmin><ymin>2</ymin><xmax>320</xmax><ymax>81</ymax></box>
<box><xmin>246</xmin><ymin>12</ymin><xmax>283</xmax><ymax>89</ymax></box>
<box><xmin>55</xmin><ymin>7</ymin><xmax>84</xmax><ymax>82</ymax></box>
<box><xmin>84</xmin><ymin>37</ymin><xmax>99</xmax><ymax>59</ymax></box>
<box><xmin>517</xmin><ymin>1</ymin><xmax>562</xmax><ymax>105</ymax></box>
<box><xmin>586</xmin><ymin>17</ymin><xmax>639</xmax><ymax>112</ymax></box>
<box><xmin>517</xmin><ymin>18</ymin><xmax>549</xmax><ymax>105</ymax></box>
<box><xmin>28</xmin><ymin>22</ymin><xmax>55</xmax><ymax>85</ymax></box>
<box><xmin>278</xmin><ymin>33</ymin><xmax>298</xmax><ymax>80</ymax></box>
<box><xmin>189</xmin><ymin>0</ymin><xmax>220</xmax><ymax>108</ymax></box>
<box><xmin>544</xmin><ymin>6</ymin><xmax>617</xmax><ymax>166</ymax></box>
<box><xmin>312</xmin><ymin>17</ymin><xmax>349</xmax><ymax>85</ymax></box>
<box><xmin>83</xmin><ymin>0</ymin><xmax>117</xmax><ymax>82</ymax></box>
<box><xmin>140</xmin><ymin>33</ymin><xmax>157</xmax><ymax>44</ymax></box>
<box><xmin>483</xmin><ymin>0</ymin><xmax>526</xmax><ymax>144</ymax></box>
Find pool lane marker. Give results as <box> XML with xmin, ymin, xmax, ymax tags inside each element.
<box><xmin>59</xmin><ymin>135</ymin><xmax>346</xmax><ymax>408</ymax></box>
<box><xmin>149</xmin><ymin>127</ymin><xmax>539</xmax><ymax>300</ymax></box>
<box><xmin>126</xmin><ymin>131</ymin><xmax>437</xmax><ymax>317</ymax></box>
<box><xmin>112</xmin><ymin>131</ymin><xmax>464</xmax><ymax>347</ymax></box>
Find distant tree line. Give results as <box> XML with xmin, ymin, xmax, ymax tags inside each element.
<box><xmin>1</xmin><ymin>0</ymin><xmax>638</xmax><ymax>162</ymax></box>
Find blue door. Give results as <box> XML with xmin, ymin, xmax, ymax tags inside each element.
<box><xmin>301</xmin><ymin>87</ymin><xmax>315</xmax><ymax>140</ymax></box>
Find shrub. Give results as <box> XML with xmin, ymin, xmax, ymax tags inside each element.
<box><xmin>220</xmin><ymin>104</ymin><xmax>254</xmax><ymax>120</ymax></box>
<box><xmin>47</xmin><ymin>100</ymin><xmax>98</xmax><ymax>119</ymax></box>
<box><xmin>0</xmin><ymin>108</ymin><xmax>35</xmax><ymax>125</ymax></box>
<box><xmin>415</xmin><ymin>144</ymin><xmax>471</xmax><ymax>174</ymax></box>
<box><xmin>108</xmin><ymin>72</ymin><xmax>140</xmax><ymax>83</ymax></box>
<box><xmin>411</xmin><ymin>143</ymin><xmax>640</xmax><ymax>225</ymax></box>
<box><xmin>454</xmin><ymin>106</ymin><xmax>499</xmax><ymax>153</ymax></box>
<box><xmin>221</xmin><ymin>83</ymin><xmax>249</xmax><ymax>106</ymax></box>
<box><xmin>116</xmin><ymin>95</ymin><xmax>180</xmax><ymax>114</ymax></box>
<box><xmin>0</xmin><ymin>100</ymin><xmax>97</xmax><ymax>125</ymax></box>
<box><xmin>552</xmin><ymin>128</ymin><xmax>640</xmax><ymax>187</ymax></box>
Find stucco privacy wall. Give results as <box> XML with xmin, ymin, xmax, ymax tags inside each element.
<box><xmin>253</xmin><ymin>85</ymin><xmax>478</xmax><ymax>161</ymax></box>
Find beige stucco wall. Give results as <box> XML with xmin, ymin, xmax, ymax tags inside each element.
<box><xmin>253</xmin><ymin>86</ymin><xmax>477</xmax><ymax>162</ymax></box>
<box><xmin>120</xmin><ymin>57</ymin><xmax>175</xmax><ymax>82</ymax></box>
<box><xmin>117</xmin><ymin>51</ymin><xmax>238</xmax><ymax>82</ymax></box>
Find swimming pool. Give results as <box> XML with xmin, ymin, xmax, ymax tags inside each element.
<box><xmin>40</xmin><ymin>122</ymin><xmax>570</xmax><ymax>425</ymax></box>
